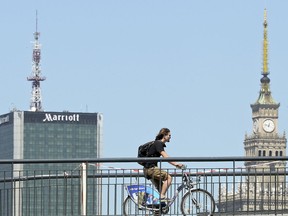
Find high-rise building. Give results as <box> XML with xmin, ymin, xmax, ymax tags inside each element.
<box><xmin>0</xmin><ymin>111</ymin><xmax>103</xmax><ymax>161</ymax></box>
<box><xmin>0</xmin><ymin>111</ymin><xmax>103</xmax><ymax>215</ymax></box>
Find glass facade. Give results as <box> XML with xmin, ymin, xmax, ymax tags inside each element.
<box><xmin>0</xmin><ymin>112</ymin><xmax>14</xmax><ymax>159</ymax></box>
<box><xmin>0</xmin><ymin>111</ymin><xmax>103</xmax><ymax>216</ymax></box>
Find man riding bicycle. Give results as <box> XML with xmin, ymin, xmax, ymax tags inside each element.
<box><xmin>143</xmin><ymin>128</ymin><xmax>184</xmax><ymax>201</ymax></box>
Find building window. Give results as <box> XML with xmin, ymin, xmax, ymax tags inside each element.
<box><xmin>263</xmin><ymin>151</ymin><xmax>266</xmax><ymax>156</ymax></box>
<box><xmin>280</xmin><ymin>151</ymin><xmax>283</xmax><ymax>156</ymax></box>
<box><xmin>270</xmin><ymin>164</ymin><xmax>275</xmax><ymax>172</ymax></box>
<box><xmin>276</xmin><ymin>151</ymin><xmax>278</xmax><ymax>156</ymax></box>
<box><xmin>269</xmin><ymin>151</ymin><xmax>272</xmax><ymax>156</ymax></box>
<box><xmin>258</xmin><ymin>150</ymin><xmax>261</xmax><ymax>156</ymax></box>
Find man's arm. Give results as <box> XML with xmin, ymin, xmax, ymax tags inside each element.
<box><xmin>160</xmin><ymin>151</ymin><xmax>183</xmax><ymax>168</ymax></box>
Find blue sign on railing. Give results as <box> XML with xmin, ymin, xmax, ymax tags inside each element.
<box><xmin>126</xmin><ymin>184</ymin><xmax>160</xmax><ymax>205</ymax></box>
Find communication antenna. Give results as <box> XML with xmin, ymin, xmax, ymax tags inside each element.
<box><xmin>27</xmin><ymin>11</ymin><xmax>46</xmax><ymax>112</ymax></box>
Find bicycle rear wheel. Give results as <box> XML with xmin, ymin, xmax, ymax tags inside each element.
<box><xmin>181</xmin><ymin>188</ymin><xmax>215</xmax><ymax>216</ymax></box>
<box><xmin>123</xmin><ymin>196</ymin><xmax>156</xmax><ymax>216</ymax></box>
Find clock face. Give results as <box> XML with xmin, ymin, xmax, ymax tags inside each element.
<box><xmin>253</xmin><ymin>119</ymin><xmax>259</xmax><ymax>133</ymax></box>
<box><xmin>263</xmin><ymin>119</ymin><xmax>275</xmax><ymax>133</ymax></box>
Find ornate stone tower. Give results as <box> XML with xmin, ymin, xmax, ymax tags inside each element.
<box><xmin>244</xmin><ymin>8</ymin><xmax>286</xmax><ymax>198</ymax></box>
<box><xmin>217</xmin><ymin>9</ymin><xmax>287</xmax><ymax>214</ymax></box>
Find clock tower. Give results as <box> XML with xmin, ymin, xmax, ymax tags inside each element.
<box><xmin>244</xmin><ymin>9</ymin><xmax>287</xmax><ymax>196</ymax></box>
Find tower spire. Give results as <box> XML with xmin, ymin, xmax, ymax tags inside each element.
<box><xmin>262</xmin><ymin>9</ymin><xmax>268</xmax><ymax>75</ymax></box>
<box><xmin>27</xmin><ymin>11</ymin><xmax>46</xmax><ymax>112</ymax></box>
<box><xmin>254</xmin><ymin>9</ymin><xmax>277</xmax><ymax>105</ymax></box>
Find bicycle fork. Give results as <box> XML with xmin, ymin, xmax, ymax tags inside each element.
<box><xmin>191</xmin><ymin>197</ymin><xmax>201</xmax><ymax>209</ymax></box>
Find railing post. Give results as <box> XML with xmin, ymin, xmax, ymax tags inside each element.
<box><xmin>80</xmin><ymin>162</ymin><xmax>87</xmax><ymax>216</ymax></box>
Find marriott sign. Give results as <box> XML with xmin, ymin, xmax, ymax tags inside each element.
<box><xmin>43</xmin><ymin>113</ymin><xmax>80</xmax><ymax>122</ymax></box>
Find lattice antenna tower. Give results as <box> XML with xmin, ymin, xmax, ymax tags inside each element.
<box><xmin>27</xmin><ymin>11</ymin><xmax>46</xmax><ymax>112</ymax></box>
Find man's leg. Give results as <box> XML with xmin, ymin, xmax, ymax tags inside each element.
<box><xmin>160</xmin><ymin>174</ymin><xmax>172</xmax><ymax>198</ymax></box>
<box><xmin>146</xmin><ymin>167</ymin><xmax>171</xmax><ymax>198</ymax></box>
<box><xmin>151</xmin><ymin>167</ymin><xmax>171</xmax><ymax>198</ymax></box>
<box><xmin>150</xmin><ymin>178</ymin><xmax>161</xmax><ymax>193</ymax></box>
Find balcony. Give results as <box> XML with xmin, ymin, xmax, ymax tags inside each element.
<box><xmin>1</xmin><ymin>157</ymin><xmax>288</xmax><ymax>215</ymax></box>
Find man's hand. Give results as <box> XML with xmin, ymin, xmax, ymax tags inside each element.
<box><xmin>176</xmin><ymin>164</ymin><xmax>186</xmax><ymax>170</ymax></box>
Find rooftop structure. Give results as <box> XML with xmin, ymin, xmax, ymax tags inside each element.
<box><xmin>27</xmin><ymin>11</ymin><xmax>46</xmax><ymax>112</ymax></box>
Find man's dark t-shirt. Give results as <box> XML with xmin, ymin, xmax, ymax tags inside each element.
<box><xmin>145</xmin><ymin>140</ymin><xmax>166</xmax><ymax>168</ymax></box>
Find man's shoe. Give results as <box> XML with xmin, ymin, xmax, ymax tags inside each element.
<box><xmin>159</xmin><ymin>197</ymin><xmax>171</xmax><ymax>203</ymax></box>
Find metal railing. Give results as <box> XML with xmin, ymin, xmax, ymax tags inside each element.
<box><xmin>0</xmin><ymin>157</ymin><xmax>288</xmax><ymax>215</ymax></box>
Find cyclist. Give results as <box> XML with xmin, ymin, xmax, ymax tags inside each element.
<box><xmin>143</xmin><ymin>128</ymin><xmax>184</xmax><ymax>201</ymax></box>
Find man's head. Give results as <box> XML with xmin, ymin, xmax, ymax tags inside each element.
<box><xmin>155</xmin><ymin>128</ymin><xmax>171</xmax><ymax>142</ymax></box>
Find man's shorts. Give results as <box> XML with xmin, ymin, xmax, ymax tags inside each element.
<box><xmin>143</xmin><ymin>166</ymin><xmax>168</xmax><ymax>192</ymax></box>
<box><xmin>144</xmin><ymin>166</ymin><xmax>168</xmax><ymax>181</ymax></box>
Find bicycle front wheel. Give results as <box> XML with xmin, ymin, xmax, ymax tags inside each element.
<box><xmin>181</xmin><ymin>188</ymin><xmax>215</xmax><ymax>216</ymax></box>
<box><xmin>123</xmin><ymin>196</ymin><xmax>155</xmax><ymax>216</ymax></box>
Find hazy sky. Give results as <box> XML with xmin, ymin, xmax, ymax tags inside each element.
<box><xmin>1</xmin><ymin>1</ymin><xmax>288</xmax><ymax>163</ymax></box>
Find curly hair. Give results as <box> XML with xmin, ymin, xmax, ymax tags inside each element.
<box><xmin>155</xmin><ymin>128</ymin><xmax>170</xmax><ymax>141</ymax></box>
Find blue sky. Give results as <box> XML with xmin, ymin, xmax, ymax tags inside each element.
<box><xmin>1</xmin><ymin>1</ymin><xmax>288</xmax><ymax>161</ymax></box>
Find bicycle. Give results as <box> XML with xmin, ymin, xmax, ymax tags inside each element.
<box><xmin>123</xmin><ymin>167</ymin><xmax>215</xmax><ymax>215</ymax></box>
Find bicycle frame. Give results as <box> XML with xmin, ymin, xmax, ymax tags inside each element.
<box><xmin>166</xmin><ymin>180</ymin><xmax>187</xmax><ymax>207</ymax></box>
<box><xmin>166</xmin><ymin>172</ymin><xmax>199</xmax><ymax>206</ymax></box>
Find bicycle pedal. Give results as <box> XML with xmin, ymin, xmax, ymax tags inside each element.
<box><xmin>161</xmin><ymin>203</ymin><xmax>167</xmax><ymax>207</ymax></box>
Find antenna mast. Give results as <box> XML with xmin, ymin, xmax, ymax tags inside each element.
<box><xmin>27</xmin><ymin>11</ymin><xmax>46</xmax><ymax>112</ymax></box>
